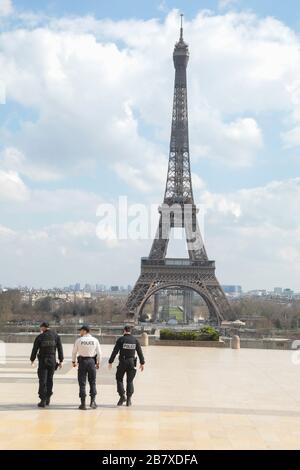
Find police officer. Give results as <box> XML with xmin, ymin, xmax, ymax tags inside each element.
<box><xmin>72</xmin><ymin>325</ymin><xmax>101</xmax><ymax>410</ymax></box>
<box><xmin>108</xmin><ymin>325</ymin><xmax>145</xmax><ymax>407</ymax></box>
<box><xmin>30</xmin><ymin>321</ymin><xmax>64</xmax><ymax>408</ymax></box>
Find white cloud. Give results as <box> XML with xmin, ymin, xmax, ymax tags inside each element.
<box><xmin>0</xmin><ymin>187</ymin><xmax>103</xmax><ymax>231</ymax></box>
<box><xmin>47</xmin><ymin>221</ymin><xmax>96</xmax><ymax>239</ymax></box>
<box><xmin>3</xmin><ymin>9</ymin><xmax>298</xmax><ymax>188</ymax></box>
<box><xmin>199</xmin><ymin>178</ymin><xmax>300</xmax><ymax>290</ymax></box>
<box><xmin>0</xmin><ymin>8</ymin><xmax>300</xmax><ymax>289</ymax></box>
<box><xmin>279</xmin><ymin>245</ymin><xmax>300</xmax><ymax>264</ymax></box>
<box><xmin>114</xmin><ymin>163</ymin><xmax>151</xmax><ymax>192</ymax></box>
<box><xmin>158</xmin><ymin>1</ymin><xmax>168</xmax><ymax>13</ymax></box>
<box><xmin>192</xmin><ymin>173</ymin><xmax>206</xmax><ymax>190</ymax></box>
<box><xmin>0</xmin><ymin>176</ymin><xmax>299</xmax><ymax>290</ymax></box>
<box><xmin>0</xmin><ymin>169</ymin><xmax>29</xmax><ymax>202</ymax></box>
<box><xmin>0</xmin><ymin>0</ymin><xmax>13</xmax><ymax>17</ymax></box>
<box><xmin>0</xmin><ymin>219</ymin><xmax>139</xmax><ymax>286</ymax></box>
<box><xmin>1</xmin><ymin>147</ymin><xmax>61</xmax><ymax>181</ymax></box>
<box><xmin>191</xmin><ymin>110</ymin><xmax>263</xmax><ymax>166</ymax></box>
<box><xmin>0</xmin><ymin>80</ymin><xmax>5</xmax><ymax>104</ymax></box>
<box><xmin>29</xmin><ymin>189</ymin><xmax>102</xmax><ymax>215</ymax></box>
<box><xmin>201</xmin><ymin>191</ymin><xmax>242</xmax><ymax>218</ymax></box>
<box><xmin>21</xmin><ymin>230</ymin><xmax>48</xmax><ymax>242</ymax></box>
<box><xmin>200</xmin><ymin>177</ymin><xmax>300</xmax><ymax>229</ymax></box>
<box><xmin>0</xmin><ymin>224</ymin><xmax>15</xmax><ymax>239</ymax></box>
<box><xmin>218</xmin><ymin>0</ymin><xmax>238</xmax><ymax>9</ymax></box>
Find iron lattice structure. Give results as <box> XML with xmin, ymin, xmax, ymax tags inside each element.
<box><xmin>125</xmin><ymin>20</ymin><xmax>232</xmax><ymax>324</ymax></box>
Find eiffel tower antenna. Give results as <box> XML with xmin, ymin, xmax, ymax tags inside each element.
<box><xmin>180</xmin><ymin>13</ymin><xmax>184</xmax><ymax>41</ymax></box>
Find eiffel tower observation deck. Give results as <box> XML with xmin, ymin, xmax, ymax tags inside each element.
<box><xmin>125</xmin><ymin>16</ymin><xmax>232</xmax><ymax>323</ymax></box>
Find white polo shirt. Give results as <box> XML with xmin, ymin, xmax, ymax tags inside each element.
<box><xmin>72</xmin><ymin>334</ymin><xmax>102</xmax><ymax>363</ymax></box>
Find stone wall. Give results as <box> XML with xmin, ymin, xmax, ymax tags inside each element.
<box><xmin>0</xmin><ymin>333</ymin><xmax>295</xmax><ymax>350</ymax></box>
<box><xmin>156</xmin><ymin>339</ymin><xmax>226</xmax><ymax>348</ymax></box>
<box><xmin>0</xmin><ymin>333</ymin><xmax>118</xmax><ymax>344</ymax></box>
<box><xmin>240</xmin><ymin>338</ymin><xmax>293</xmax><ymax>350</ymax></box>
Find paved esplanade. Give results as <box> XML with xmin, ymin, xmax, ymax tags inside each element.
<box><xmin>1</xmin><ymin>343</ymin><xmax>300</xmax><ymax>450</ymax></box>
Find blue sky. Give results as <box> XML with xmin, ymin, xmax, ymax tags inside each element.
<box><xmin>10</xmin><ymin>0</ymin><xmax>300</xmax><ymax>27</ymax></box>
<box><xmin>0</xmin><ymin>0</ymin><xmax>300</xmax><ymax>290</ymax></box>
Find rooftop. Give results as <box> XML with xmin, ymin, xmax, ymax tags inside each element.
<box><xmin>1</xmin><ymin>343</ymin><xmax>300</xmax><ymax>450</ymax></box>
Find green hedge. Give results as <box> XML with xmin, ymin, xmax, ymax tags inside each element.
<box><xmin>160</xmin><ymin>326</ymin><xmax>220</xmax><ymax>342</ymax></box>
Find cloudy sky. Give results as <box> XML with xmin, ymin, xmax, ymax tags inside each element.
<box><xmin>0</xmin><ymin>0</ymin><xmax>300</xmax><ymax>291</ymax></box>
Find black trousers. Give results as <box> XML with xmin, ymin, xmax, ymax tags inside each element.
<box><xmin>116</xmin><ymin>358</ymin><xmax>137</xmax><ymax>398</ymax></box>
<box><xmin>78</xmin><ymin>357</ymin><xmax>97</xmax><ymax>399</ymax></box>
<box><xmin>38</xmin><ymin>356</ymin><xmax>56</xmax><ymax>400</ymax></box>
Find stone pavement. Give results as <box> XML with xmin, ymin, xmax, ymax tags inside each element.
<box><xmin>1</xmin><ymin>343</ymin><xmax>300</xmax><ymax>450</ymax></box>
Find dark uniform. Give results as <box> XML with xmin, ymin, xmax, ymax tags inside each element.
<box><xmin>30</xmin><ymin>329</ymin><xmax>64</xmax><ymax>403</ymax></box>
<box><xmin>109</xmin><ymin>333</ymin><xmax>145</xmax><ymax>401</ymax></box>
<box><xmin>78</xmin><ymin>357</ymin><xmax>97</xmax><ymax>400</ymax></box>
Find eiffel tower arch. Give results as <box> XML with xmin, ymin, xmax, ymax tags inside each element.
<box><xmin>126</xmin><ymin>258</ymin><xmax>231</xmax><ymax>324</ymax></box>
<box><xmin>134</xmin><ymin>280</ymin><xmax>229</xmax><ymax>325</ymax></box>
<box><xmin>125</xmin><ymin>17</ymin><xmax>233</xmax><ymax>324</ymax></box>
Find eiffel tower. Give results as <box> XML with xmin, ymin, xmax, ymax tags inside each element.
<box><xmin>125</xmin><ymin>16</ymin><xmax>232</xmax><ymax>324</ymax></box>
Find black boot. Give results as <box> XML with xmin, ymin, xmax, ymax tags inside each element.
<box><xmin>126</xmin><ymin>397</ymin><xmax>132</xmax><ymax>407</ymax></box>
<box><xmin>38</xmin><ymin>400</ymin><xmax>46</xmax><ymax>408</ymax></box>
<box><xmin>90</xmin><ymin>398</ymin><xmax>97</xmax><ymax>409</ymax></box>
<box><xmin>117</xmin><ymin>395</ymin><xmax>126</xmax><ymax>406</ymax></box>
<box><xmin>79</xmin><ymin>398</ymin><xmax>87</xmax><ymax>410</ymax></box>
<box><xmin>46</xmin><ymin>397</ymin><xmax>51</xmax><ymax>406</ymax></box>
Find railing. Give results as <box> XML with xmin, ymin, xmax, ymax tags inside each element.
<box><xmin>141</xmin><ymin>258</ymin><xmax>215</xmax><ymax>268</ymax></box>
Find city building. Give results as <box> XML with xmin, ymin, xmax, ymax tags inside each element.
<box><xmin>222</xmin><ymin>285</ymin><xmax>242</xmax><ymax>296</ymax></box>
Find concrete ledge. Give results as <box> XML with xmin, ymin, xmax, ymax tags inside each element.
<box><xmin>0</xmin><ymin>333</ymin><xmax>225</xmax><ymax>347</ymax></box>
<box><xmin>1</xmin><ymin>333</ymin><xmax>293</xmax><ymax>350</ymax></box>
<box><xmin>0</xmin><ymin>333</ymin><xmax>118</xmax><ymax>344</ymax></box>
<box><xmin>156</xmin><ymin>339</ymin><xmax>227</xmax><ymax>348</ymax></box>
<box><xmin>240</xmin><ymin>338</ymin><xmax>293</xmax><ymax>350</ymax></box>
<box><xmin>0</xmin><ymin>333</ymin><xmax>152</xmax><ymax>345</ymax></box>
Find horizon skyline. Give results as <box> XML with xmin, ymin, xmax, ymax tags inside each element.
<box><xmin>1</xmin><ymin>282</ymin><xmax>298</xmax><ymax>293</ymax></box>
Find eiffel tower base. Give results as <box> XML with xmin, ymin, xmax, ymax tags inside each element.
<box><xmin>125</xmin><ymin>258</ymin><xmax>231</xmax><ymax>325</ymax></box>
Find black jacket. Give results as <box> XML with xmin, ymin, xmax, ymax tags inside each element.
<box><xmin>30</xmin><ymin>329</ymin><xmax>64</xmax><ymax>363</ymax></box>
<box><xmin>109</xmin><ymin>334</ymin><xmax>145</xmax><ymax>365</ymax></box>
